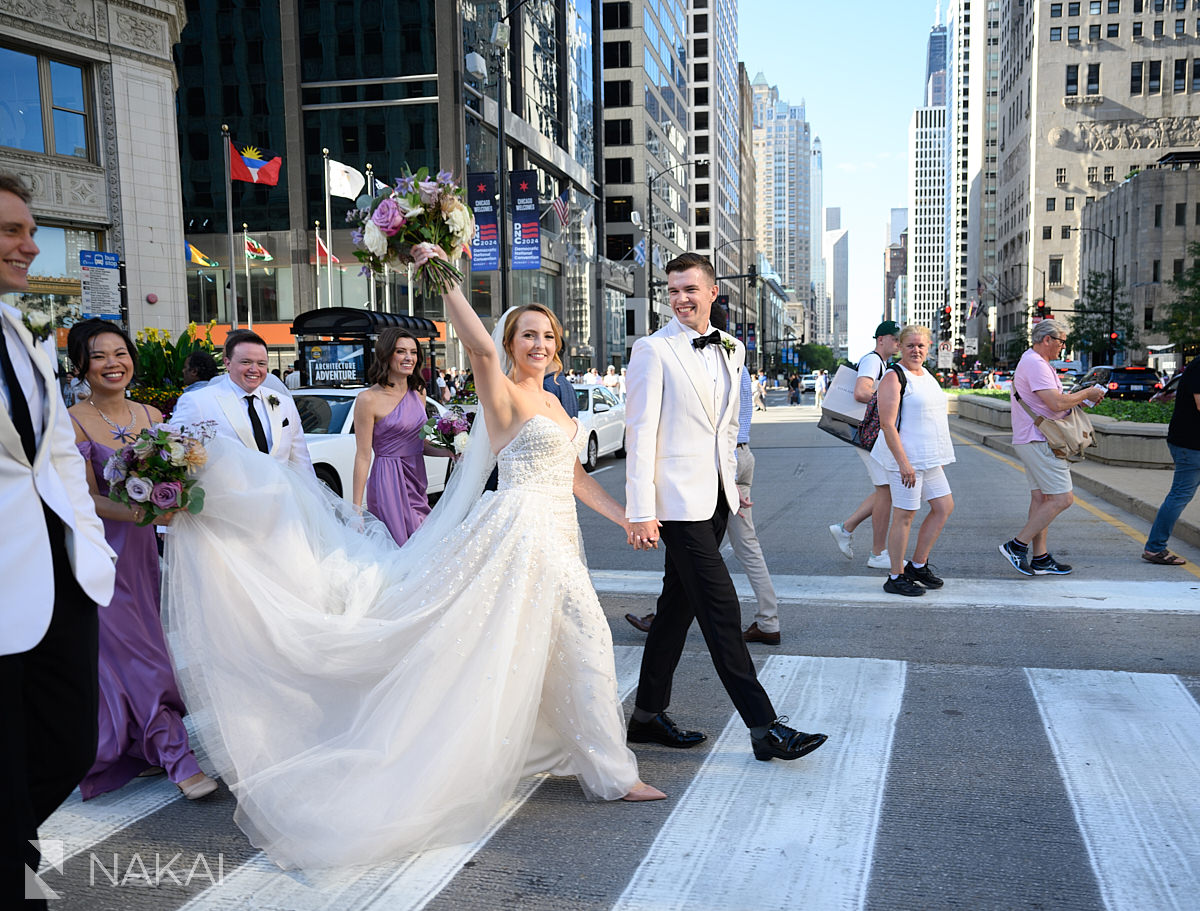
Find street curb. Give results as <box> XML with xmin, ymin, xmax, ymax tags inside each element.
<box><xmin>949</xmin><ymin>416</ymin><xmax>1200</xmax><ymax>551</ymax></box>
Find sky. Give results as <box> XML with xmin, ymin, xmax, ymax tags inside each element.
<box><xmin>738</xmin><ymin>0</ymin><xmax>938</xmax><ymax>356</ymax></box>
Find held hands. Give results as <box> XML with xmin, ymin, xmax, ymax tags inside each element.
<box><xmin>628</xmin><ymin>519</ymin><xmax>662</xmax><ymax>550</ymax></box>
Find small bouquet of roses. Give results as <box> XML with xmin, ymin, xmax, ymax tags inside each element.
<box><xmin>348</xmin><ymin>166</ymin><xmax>474</xmax><ymax>297</ymax></box>
<box><xmin>420</xmin><ymin>406</ymin><xmax>473</xmax><ymax>456</ymax></box>
<box><xmin>103</xmin><ymin>421</ymin><xmax>217</xmax><ymax>526</ymax></box>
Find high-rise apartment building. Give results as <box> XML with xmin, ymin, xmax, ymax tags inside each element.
<box><xmin>751</xmin><ymin>73</ymin><xmax>812</xmax><ymax>304</ymax></box>
<box><xmin>908</xmin><ymin>104</ymin><xmax>948</xmax><ymax>334</ymax></box>
<box><xmin>810</xmin><ymin>137</ymin><xmax>826</xmax><ymax>343</ymax></box>
<box><xmin>884</xmin><ymin>230</ymin><xmax>908</xmax><ymax>323</ymax></box>
<box><xmin>996</xmin><ymin>0</ymin><xmax>1200</xmax><ymax>365</ymax></box>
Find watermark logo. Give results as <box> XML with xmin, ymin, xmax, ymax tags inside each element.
<box><xmin>25</xmin><ymin>840</ymin><xmax>226</xmax><ymax>897</ymax></box>
<box><xmin>25</xmin><ymin>840</ymin><xmax>65</xmax><ymax>900</ymax></box>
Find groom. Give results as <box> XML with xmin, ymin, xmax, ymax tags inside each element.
<box><xmin>172</xmin><ymin>329</ymin><xmax>313</xmax><ymax>474</ymax></box>
<box><xmin>623</xmin><ymin>252</ymin><xmax>827</xmax><ymax>761</ymax></box>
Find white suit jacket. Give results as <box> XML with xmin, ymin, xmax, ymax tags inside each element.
<box><xmin>0</xmin><ymin>303</ymin><xmax>116</xmax><ymax>655</ymax></box>
<box><xmin>171</xmin><ymin>375</ymin><xmax>313</xmax><ymax>474</ymax></box>
<box><xmin>624</xmin><ymin>318</ymin><xmax>743</xmax><ymax>522</ymax></box>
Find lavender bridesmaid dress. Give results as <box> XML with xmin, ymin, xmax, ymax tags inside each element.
<box><xmin>366</xmin><ymin>389</ymin><xmax>432</xmax><ymax>546</ymax></box>
<box><xmin>73</xmin><ymin>412</ymin><xmax>203</xmax><ymax>798</ymax></box>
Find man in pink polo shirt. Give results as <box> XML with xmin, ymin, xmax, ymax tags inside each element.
<box><xmin>999</xmin><ymin>319</ymin><xmax>1106</xmax><ymax>575</ymax></box>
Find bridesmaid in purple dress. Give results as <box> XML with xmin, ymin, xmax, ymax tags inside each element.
<box><xmin>66</xmin><ymin>320</ymin><xmax>217</xmax><ymax>800</ymax></box>
<box><xmin>352</xmin><ymin>328</ymin><xmax>453</xmax><ymax>545</ymax></box>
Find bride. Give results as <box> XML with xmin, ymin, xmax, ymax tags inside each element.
<box><xmin>163</xmin><ymin>243</ymin><xmax>663</xmax><ymax>871</ymax></box>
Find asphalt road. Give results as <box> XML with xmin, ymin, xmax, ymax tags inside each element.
<box><xmin>33</xmin><ymin>388</ymin><xmax>1200</xmax><ymax>910</ymax></box>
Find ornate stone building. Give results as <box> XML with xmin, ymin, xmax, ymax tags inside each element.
<box><xmin>0</xmin><ymin>0</ymin><xmax>189</xmax><ymax>335</ymax></box>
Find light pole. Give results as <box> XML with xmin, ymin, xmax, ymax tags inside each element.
<box><xmin>1069</xmin><ymin>225</ymin><xmax>1117</xmax><ymax>363</ymax></box>
<box><xmin>713</xmin><ymin>236</ymin><xmax>756</xmax><ymax>361</ymax></box>
<box><xmin>645</xmin><ymin>159</ymin><xmax>707</xmax><ymax>309</ymax></box>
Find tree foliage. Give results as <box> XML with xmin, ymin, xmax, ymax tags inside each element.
<box><xmin>1165</xmin><ymin>242</ymin><xmax>1200</xmax><ymax>349</ymax></box>
<box><xmin>797</xmin><ymin>343</ymin><xmax>837</xmax><ymax>373</ymax></box>
<box><xmin>1065</xmin><ymin>270</ymin><xmax>1139</xmax><ymax>363</ymax></box>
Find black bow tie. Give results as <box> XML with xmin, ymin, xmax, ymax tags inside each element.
<box><xmin>692</xmin><ymin>330</ymin><xmax>721</xmax><ymax>350</ymax></box>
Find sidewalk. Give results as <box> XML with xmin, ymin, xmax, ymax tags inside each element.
<box><xmin>949</xmin><ymin>413</ymin><xmax>1200</xmax><ymax>551</ymax></box>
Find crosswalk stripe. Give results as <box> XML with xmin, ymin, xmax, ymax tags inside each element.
<box><xmin>613</xmin><ymin>656</ymin><xmax>906</xmax><ymax>911</ymax></box>
<box><xmin>591</xmin><ymin>570</ymin><xmax>1200</xmax><ymax>613</ymax></box>
<box><xmin>1027</xmin><ymin>668</ymin><xmax>1200</xmax><ymax>911</ymax></box>
<box><xmin>175</xmin><ymin>645</ymin><xmax>646</xmax><ymax>910</ymax></box>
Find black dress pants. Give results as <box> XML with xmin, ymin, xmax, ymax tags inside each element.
<box><xmin>2</xmin><ymin>507</ymin><xmax>99</xmax><ymax>908</ymax></box>
<box><xmin>635</xmin><ymin>492</ymin><xmax>776</xmax><ymax>728</ymax></box>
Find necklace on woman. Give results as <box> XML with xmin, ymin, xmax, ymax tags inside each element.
<box><xmin>90</xmin><ymin>399</ymin><xmax>138</xmax><ymax>443</ymax></box>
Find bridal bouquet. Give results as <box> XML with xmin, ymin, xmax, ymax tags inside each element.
<box><xmin>421</xmin><ymin>406</ymin><xmax>473</xmax><ymax>456</ymax></box>
<box><xmin>103</xmin><ymin>421</ymin><xmax>216</xmax><ymax>526</ymax></box>
<box><xmin>348</xmin><ymin>166</ymin><xmax>474</xmax><ymax>297</ymax></box>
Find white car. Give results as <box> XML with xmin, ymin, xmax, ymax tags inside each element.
<box><xmin>293</xmin><ymin>387</ymin><xmax>453</xmax><ymax>504</ymax></box>
<box><xmin>572</xmin><ymin>383</ymin><xmax>626</xmax><ymax>471</ymax></box>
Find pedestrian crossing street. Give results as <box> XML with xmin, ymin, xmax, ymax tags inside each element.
<box><xmin>40</xmin><ymin>647</ymin><xmax>1200</xmax><ymax>910</ymax></box>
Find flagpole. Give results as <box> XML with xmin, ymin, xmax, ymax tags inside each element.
<box><xmin>366</xmin><ymin>163</ymin><xmax>377</xmax><ymax>312</ymax></box>
<box><xmin>242</xmin><ymin>223</ymin><xmax>254</xmax><ymax>329</ymax></box>
<box><xmin>222</xmin><ymin>124</ymin><xmax>239</xmax><ymax>329</ymax></box>
<box><xmin>314</xmin><ymin>220</ymin><xmax>322</xmax><ymax>308</ymax></box>
<box><xmin>323</xmin><ymin>148</ymin><xmax>334</xmax><ymax>310</ymax></box>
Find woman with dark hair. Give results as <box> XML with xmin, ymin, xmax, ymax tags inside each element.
<box><xmin>351</xmin><ymin>327</ymin><xmax>451</xmax><ymax>545</ymax></box>
<box><xmin>66</xmin><ymin>319</ymin><xmax>216</xmax><ymax>800</ymax></box>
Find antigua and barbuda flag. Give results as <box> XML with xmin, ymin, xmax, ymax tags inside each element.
<box><xmin>186</xmin><ymin>242</ymin><xmax>217</xmax><ymax>267</ymax></box>
<box><xmin>230</xmin><ymin>141</ymin><xmax>282</xmax><ymax>185</ymax></box>
<box><xmin>244</xmin><ymin>236</ymin><xmax>273</xmax><ymax>261</ymax></box>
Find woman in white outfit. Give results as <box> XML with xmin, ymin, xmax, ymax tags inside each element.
<box><xmin>871</xmin><ymin>324</ymin><xmax>955</xmax><ymax>597</ymax></box>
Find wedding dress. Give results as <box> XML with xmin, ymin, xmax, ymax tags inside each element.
<box><xmin>162</xmin><ymin>412</ymin><xmax>640</xmax><ymax>869</ymax></box>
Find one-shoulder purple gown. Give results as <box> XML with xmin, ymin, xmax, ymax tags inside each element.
<box><xmin>366</xmin><ymin>390</ymin><xmax>431</xmax><ymax>546</ymax></box>
<box><xmin>73</xmin><ymin>413</ymin><xmax>203</xmax><ymax>798</ymax></box>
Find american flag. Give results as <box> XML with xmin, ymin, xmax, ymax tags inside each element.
<box><xmin>551</xmin><ymin>190</ymin><xmax>570</xmax><ymax>227</ymax></box>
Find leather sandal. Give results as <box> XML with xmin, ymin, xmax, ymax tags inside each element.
<box><xmin>1142</xmin><ymin>549</ymin><xmax>1187</xmax><ymax>566</ymax></box>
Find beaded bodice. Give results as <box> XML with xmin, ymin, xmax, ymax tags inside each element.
<box><xmin>497</xmin><ymin>415</ymin><xmax>583</xmax><ymax>500</ymax></box>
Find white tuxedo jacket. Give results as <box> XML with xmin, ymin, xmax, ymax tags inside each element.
<box><xmin>0</xmin><ymin>303</ymin><xmax>116</xmax><ymax>655</ymax></box>
<box><xmin>171</xmin><ymin>375</ymin><xmax>313</xmax><ymax>474</ymax></box>
<box><xmin>624</xmin><ymin>318</ymin><xmax>743</xmax><ymax>522</ymax></box>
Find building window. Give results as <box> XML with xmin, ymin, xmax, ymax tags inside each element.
<box><xmin>1090</xmin><ymin>0</ymin><xmax>1102</xmax><ymax>11</ymax></box>
<box><xmin>0</xmin><ymin>48</ymin><xmax>91</xmax><ymax>159</ymax></box>
<box><xmin>1149</xmin><ymin>60</ymin><xmax>1162</xmax><ymax>93</ymax></box>
<box><xmin>1193</xmin><ymin>58</ymin><xmax>1200</xmax><ymax>90</ymax></box>
<box><xmin>1176</xmin><ymin>59</ymin><xmax>1188</xmax><ymax>91</ymax></box>
<box><xmin>1133</xmin><ymin>21</ymin><xmax>1144</xmax><ymax>36</ymax></box>
<box><xmin>1049</xmin><ymin>257</ymin><xmax>1064</xmax><ymax>284</ymax></box>
<box><xmin>1069</xmin><ymin>2</ymin><xmax>1081</xmax><ymax>13</ymax></box>
<box><xmin>1108</xmin><ymin>22</ymin><xmax>1120</xmax><ymax>36</ymax></box>
<box><xmin>1154</xmin><ymin>19</ymin><xmax>1164</xmax><ymax>36</ymax></box>
<box><xmin>1088</xmin><ymin>165</ymin><xmax>1099</xmax><ymax>182</ymax></box>
<box><xmin>1043</xmin><ymin>226</ymin><xmax>1054</xmax><ymax>240</ymax></box>
<box><xmin>1051</xmin><ymin>26</ymin><xmax>1063</xmax><ymax>39</ymax></box>
<box><xmin>1174</xmin><ymin>258</ymin><xmax>1185</xmax><ymax>278</ymax></box>
<box><xmin>1176</xmin><ymin>202</ymin><xmax>1187</xmax><ymax>225</ymax></box>
<box><xmin>1104</xmin><ymin>165</ymin><xmax>1114</xmax><ymax>181</ymax></box>
<box><xmin>1176</xmin><ymin>18</ymin><xmax>1186</xmax><ymax>35</ymax></box>
<box><xmin>1087</xmin><ymin>63</ymin><xmax>1101</xmax><ymax>93</ymax></box>
<box><xmin>603</xmin><ymin>41</ymin><xmax>631</xmax><ymax>68</ymax></box>
<box><xmin>1195</xmin><ymin>202</ymin><xmax>1200</xmax><ymax>224</ymax></box>
<box><xmin>1177</xmin><ymin>0</ymin><xmax>1186</xmax><ymax>10</ymax></box>
<box><xmin>1090</xmin><ymin>23</ymin><xmax>1102</xmax><ymax>40</ymax></box>
<box><xmin>603</xmin><ymin>80</ymin><xmax>631</xmax><ymax>106</ymax></box>
<box><xmin>694</xmin><ymin>38</ymin><xmax>708</xmax><ymax>57</ymax></box>
<box><xmin>602</xmin><ymin>2</ymin><xmax>631</xmax><ymax>28</ymax></box>
<box><xmin>604</xmin><ymin>157</ymin><xmax>633</xmax><ymax>183</ymax></box>
<box><xmin>1069</xmin><ymin>25</ymin><xmax>1081</xmax><ymax>39</ymax></box>
<box><xmin>696</xmin><ymin>231</ymin><xmax>710</xmax><ymax>249</ymax></box>
<box><xmin>693</xmin><ymin>87</ymin><xmax>708</xmax><ymax>106</ymax></box>
<box><xmin>694</xmin><ymin>13</ymin><xmax>708</xmax><ymax>31</ymax></box>
<box><xmin>1066</xmin><ymin>64</ymin><xmax>1079</xmax><ymax>95</ymax></box>
<box><xmin>694</xmin><ymin>62</ymin><xmax>708</xmax><ymax>81</ymax></box>
<box><xmin>1062</xmin><ymin>225</ymin><xmax>1073</xmax><ymax>238</ymax></box>
<box><xmin>1047</xmin><ymin>197</ymin><xmax>1058</xmax><ymax>211</ymax></box>
<box><xmin>1154</xmin><ymin>203</ymin><xmax>1163</xmax><ymax>225</ymax></box>
<box><xmin>606</xmin><ymin>234</ymin><xmax>633</xmax><ymax>262</ymax></box>
<box><xmin>1056</xmin><ymin>167</ymin><xmax>1068</xmax><ymax>184</ymax></box>
<box><xmin>1109</xmin><ymin>0</ymin><xmax>1120</xmax><ymax>10</ymax></box>
<box><xmin>1145</xmin><ymin>307</ymin><xmax>1154</xmax><ymax>330</ymax></box>
<box><xmin>605</xmin><ymin>196</ymin><xmax>633</xmax><ymax>222</ymax></box>
<box><xmin>1065</xmin><ymin>196</ymin><xmax>1076</xmax><ymax>210</ymax></box>
<box><xmin>1154</xmin><ymin>0</ymin><xmax>1164</xmax><ymax>11</ymax></box>
<box><xmin>1152</xmin><ymin>259</ymin><xmax>1161</xmax><ymax>281</ymax></box>
<box><xmin>1135</xmin><ymin>0</ymin><xmax>1144</xmax><ymax>11</ymax></box>
<box><xmin>1051</xmin><ymin>2</ymin><xmax>1063</xmax><ymax>15</ymax></box>
<box><xmin>695</xmin><ymin>135</ymin><xmax>709</xmax><ymax>154</ymax></box>
<box><xmin>1131</xmin><ymin>61</ymin><xmax>1144</xmax><ymax>93</ymax></box>
<box><xmin>604</xmin><ymin>118</ymin><xmax>632</xmax><ymax>145</ymax></box>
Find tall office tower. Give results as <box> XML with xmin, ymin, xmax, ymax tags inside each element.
<box><xmin>926</xmin><ymin>22</ymin><xmax>948</xmax><ymax>106</ymax></box>
<box><xmin>751</xmin><ymin>73</ymin><xmax>812</xmax><ymax>301</ymax></box>
<box><xmin>689</xmin><ymin>0</ymin><xmax>745</xmax><ymax>323</ymax></box>
<box><xmin>884</xmin><ymin>228</ymin><xmax>908</xmax><ymax>323</ymax></box>
<box><xmin>944</xmin><ymin>0</ymin><xmax>1000</xmax><ymax>353</ymax></box>
<box><xmin>908</xmin><ymin>105</ymin><xmax>947</xmax><ymax>334</ymax></box>
<box><xmin>737</xmin><ymin>63</ymin><xmax>760</xmax><ymax>356</ymax></box>
<box><xmin>602</xmin><ymin>0</ymin><xmax>689</xmax><ymax>321</ymax></box>
<box><xmin>823</xmin><ymin>208</ymin><xmax>849</xmax><ymax>359</ymax></box>
<box><xmin>810</xmin><ymin>137</ymin><xmax>827</xmax><ymax>344</ymax></box>
<box><xmin>887</xmin><ymin>208</ymin><xmax>909</xmax><ymax>245</ymax></box>
<box><xmin>995</xmin><ymin>0</ymin><xmax>1200</xmax><ymax>366</ymax></box>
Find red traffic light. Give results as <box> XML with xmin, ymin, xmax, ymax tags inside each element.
<box><xmin>943</xmin><ymin>306</ymin><xmax>952</xmax><ymax>314</ymax></box>
<box><xmin>1108</xmin><ymin>331</ymin><xmax>1119</xmax><ymax>340</ymax></box>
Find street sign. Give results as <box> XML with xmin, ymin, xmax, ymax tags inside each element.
<box><xmin>937</xmin><ymin>340</ymin><xmax>953</xmax><ymax>369</ymax></box>
<box><xmin>964</xmin><ymin>338</ymin><xmax>978</xmax><ymax>355</ymax></box>
<box><xmin>80</xmin><ymin>251</ymin><xmax>121</xmax><ymax>320</ymax></box>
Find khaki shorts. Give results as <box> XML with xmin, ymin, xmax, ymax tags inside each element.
<box><xmin>1014</xmin><ymin>441</ymin><xmax>1073</xmax><ymax>495</ymax></box>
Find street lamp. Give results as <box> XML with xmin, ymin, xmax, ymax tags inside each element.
<box><xmin>1069</xmin><ymin>225</ymin><xmax>1117</xmax><ymax>364</ymax></box>
<box><xmin>645</xmin><ymin>159</ymin><xmax>707</xmax><ymax>307</ymax></box>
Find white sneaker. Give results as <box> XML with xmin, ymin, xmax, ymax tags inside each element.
<box><xmin>828</xmin><ymin>523</ymin><xmax>854</xmax><ymax>559</ymax></box>
<box><xmin>867</xmin><ymin>550</ymin><xmax>891</xmax><ymax>570</ymax></box>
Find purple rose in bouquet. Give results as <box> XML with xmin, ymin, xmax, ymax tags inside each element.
<box><xmin>150</xmin><ymin>480</ymin><xmax>183</xmax><ymax>510</ymax></box>
<box><xmin>371</xmin><ymin>197</ymin><xmax>406</xmax><ymax>237</ymax></box>
<box><xmin>418</xmin><ymin>179</ymin><xmax>441</xmax><ymax>205</ymax></box>
<box><xmin>125</xmin><ymin>476</ymin><xmax>154</xmax><ymax>503</ymax></box>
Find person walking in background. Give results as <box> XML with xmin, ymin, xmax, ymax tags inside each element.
<box><xmin>285</xmin><ymin>361</ymin><xmax>301</xmax><ymax>389</ymax></box>
<box><xmin>999</xmin><ymin>319</ymin><xmax>1106</xmax><ymax>576</ymax></box>
<box><xmin>829</xmin><ymin>321</ymin><xmax>900</xmax><ymax>570</ymax></box>
<box><xmin>66</xmin><ymin>319</ymin><xmax>217</xmax><ymax>801</ymax></box>
<box><xmin>752</xmin><ymin>371</ymin><xmax>767</xmax><ymax>411</ymax></box>
<box><xmin>788</xmin><ymin>372</ymin><xmax>800</xmax><ymax>405</ymax></box>
<box><xmin>814</xmin><ymin>369</ymin><xmax>828</xmax><ymax>409</ymax></box>
<box><xmin>871</xmin><ymin>325</ymin><xmax>956</xmax><ymax>597</ymax></box>
<box><xmin>1142</xmin><ymin>353</ymin><xmax>1199</xmax><ymax>566</ymax></box>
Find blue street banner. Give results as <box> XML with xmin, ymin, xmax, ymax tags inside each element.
<box><xmin>467</xmin><ymin>172</ymin><xmax>499</xmax><ymax>271</ymax></box>
<box><xmin>509</xmin><ymin>169</ymin><xmax>541</xmax><ymax>270</ymax></box>
<box><xmin>747</xmin><ymin>322</ymin><xmax>757</xmax><ymax>352</ymax></box>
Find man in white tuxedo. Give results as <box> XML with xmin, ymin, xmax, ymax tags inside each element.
<box><xmin>623</xmin><ymin>252</ymin><xmax>827</xmax><ymax>762</ymax></box>
<box><xmin>172</xmin><ymin>329</ymin><xmax>313</xmax><ymax>475</ymax></box>
<box><xmin>0</xmin><ymin>174</ymin><xmax>116</xmax><ymax>906</ymax></box>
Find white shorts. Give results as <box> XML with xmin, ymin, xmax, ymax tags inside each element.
<box><xmin>857</xmin><ymin>447</ymin><xmax>888</xmax><ymax>486</ymax></box>
<box><xmin>886</xmin><ymin>465</ymin><xmax>952</xmax><ymax>511</ymax></box>
<box><xmin>1014</xmin><ymin>441</ymin><xmax>1074</xmax><ymax>495</ymax></box>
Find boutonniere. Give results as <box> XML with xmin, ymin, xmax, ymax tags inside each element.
<box><xmin>721</xmin><ymin>337</ymin><xmax>736</xmax><ymax>355</ymax></box>
<box><xmin>267</xmin><ymin>394</ymin><xmax>280</xmax><ymax>409</ymax></box>
<box><xmin>21</xmin><ymin>307</ymin><xmax>53</xmax><ymax>344</ymax></box>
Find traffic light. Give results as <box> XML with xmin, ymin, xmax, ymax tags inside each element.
<box><xmin>1035</xmin><ymin>299</ymin><xmax>1051</xmax><ymax>319</ymax></box>
<box><xmin>747</xmin><ymin>264</ymin><xmax>758</xmax><ymax>288</ymax></box>
<box><xmin>715</xmin><ymin>294</ymin><xmax>730</xmax><ymax>313</ymax></box>
<box><xmin>1109</xmin><ymin>330</ymin><xmax>1123</xmax><ymax>344</ymax></box>
<box><xmin>940</xmin><ymin>305</ymin><xmax>952</xmax><ymax>340</ymax></box>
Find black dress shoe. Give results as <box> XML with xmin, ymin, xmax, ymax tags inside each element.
<box><xmin>751</xmin><ymin>717</ymin><xmax>828</xmax><ymax>761</ymax></box>
<box><xmin>743</xmin><ymin>622</ymin><xmax>781</xmax><ymax>645</ymax></box>
<box><xmin>627</xmin><ymin>712</ymin><xmax>707</xmax><ymax>748</ymax></box>
<box><xmin>624</xmin><ymin>612</ymin><xmax>655</xmax><ymax>633</ymax></box>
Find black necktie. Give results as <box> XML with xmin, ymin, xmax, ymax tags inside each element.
<box><xmin>245</xmin><ymin>394</ymin><xmax>269</xmax><ymax>453</ymax></box>
<box><xmin>692</xmin><ymin>330</ymin><xmax>721</xmax><ymax>350</ymax></box>
<box><xmin>0</xmin><ymin>329</ymin><xmax>37</xmax><ymax>463</ymax></box>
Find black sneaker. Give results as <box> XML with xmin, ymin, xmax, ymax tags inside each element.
<box><xmin>999</xmin><ymin>541</ymin><xmax>1033</xmax><ymax>576</ymax></box>
<box><xmin>1031</xmin><ymin>553</ymin><xmax>1073</xmax><ymax>575</ymax></box>
<box><xmin>883</xmin><ymin>575</ymin><xmax>925</xmax><ymax>596</ymax></box>
<box><xmin>904</xmin><ymin>561</ymin><xmax>944</xmax><ymax>588</ymax></box>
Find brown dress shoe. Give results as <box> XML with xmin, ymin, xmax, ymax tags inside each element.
<box><xmin>743</xmin><ymin>622</ymin><xmax>780</xmax><ymax>645</ymax></box>
<box><xmin>625</xmin><ymin>612</ymin><xmax>655</xmax><ymax>633</ymax></box>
